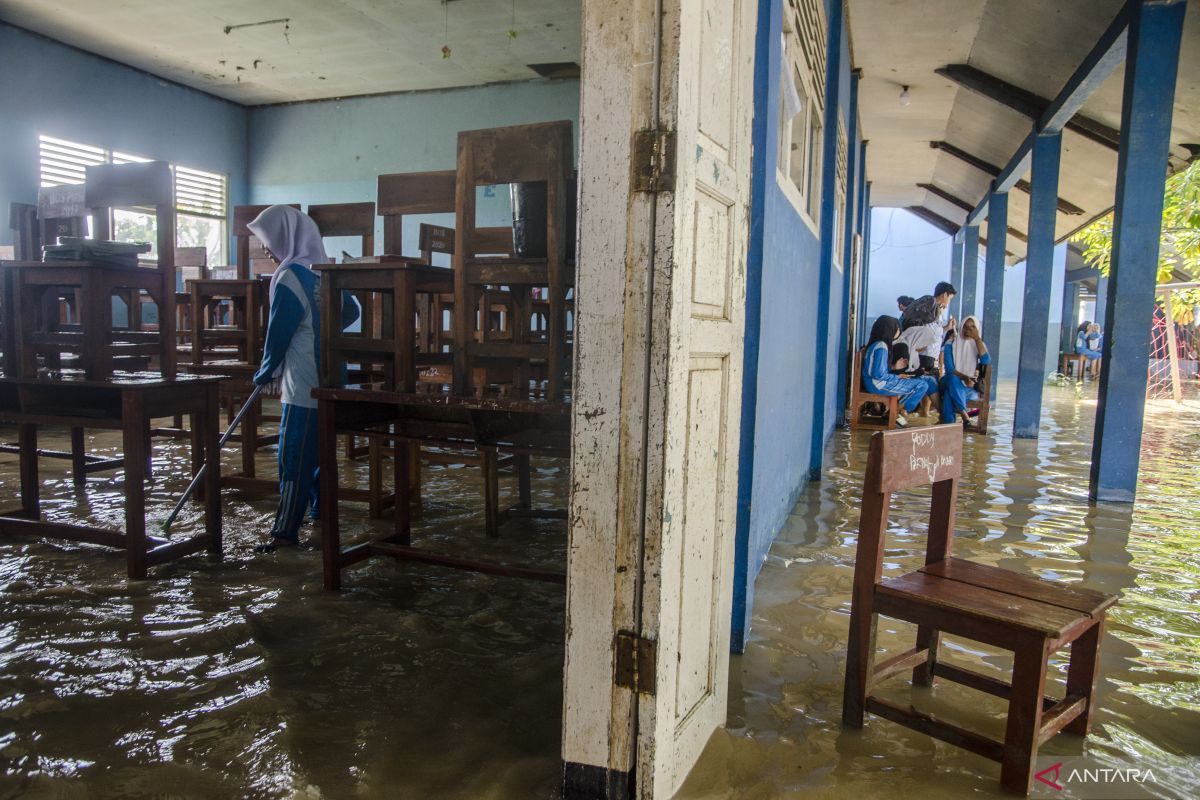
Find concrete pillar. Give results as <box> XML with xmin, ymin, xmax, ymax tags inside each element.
<box><xmin>1013</xmin><ymin>131</ymin><xmax>1063</xmax><ymax>439</ymax></box>
<box><xmin>808</xmin><ymin>0</ymin><xmax>843</xmax><ymax>479</ymax></box>
<box><xmin>1090</xmin><ymin>0</ymin><xmax>1186</xmax><ymax>502</ymax></box>
<box><xmin>835</xmin><ymin>70</ymin><xmax>860</xmax><ymax>425</ymax></box>
<box><xmin>961</xmin><ymin>225</ymin><xmax>981</xmax><ymax>320</ymax></box>
<box><xmin>949</xmin><ymin>237</ymin><xmax>964</xmax><ymax>322</ymax></box>
<box><xmin>982</xmin><ymin>192</ymin><xmax>1008</xmax><ymax>396</ymax></box>
<box><xmin>1094</xmin><ymin>274</ymin><xmax>1109</xmax><ymax>327</ymax></box>
<box><xmin>1060</xmin><ymin>280</ymin><xmax>1080</xmax><ymax>355</ymax></box>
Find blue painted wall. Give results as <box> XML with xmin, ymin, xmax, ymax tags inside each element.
<box><xmin>246</xmin><ymin>81</ymin><xmax>580</xmax><ymax>258</ymax></box>
<box><xmin>732</xmin><ymin>0</ymin><xmax>856</xmax><ymax>651</ymax></box>
<box><xmin>0</xmin><ymin>24</ymin><xmax>249</xmax><ymax>253</ymax></box>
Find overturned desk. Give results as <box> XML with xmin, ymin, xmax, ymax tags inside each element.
<box><xmin>314</xmin><ymin>387</ymin><xmax>570</xmax><ymax>590</ymax></box>
<box><xmin>0</xmin><ymin>371</ymin><xmax>223</xmax><ymax>579</ymax></box>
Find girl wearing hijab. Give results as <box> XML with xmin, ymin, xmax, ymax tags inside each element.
<box><xmin>862</xmin><ymin>315</ymin><xmax>928</xmax><ymax>427</ymax></box>
<box><xmin>938</xmin><ymin>315</ymin><xmax>990</xmax><ymax>425</ymax></box>
<box><xmin>249</xmin><ymin>204</ymin><xmax>358</xmax><ymax>550</ymax></box>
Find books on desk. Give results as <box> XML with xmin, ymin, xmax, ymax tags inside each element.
<box><xmin>43</xmin><ymin>238</ymin><xmax>152</xmax><ymax>269</ymax></box>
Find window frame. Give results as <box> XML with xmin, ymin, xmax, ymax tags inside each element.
<box><xmin>776</xmin><ymin>0</ymin><xmax>826</xmax><ymax>234</ymax></box>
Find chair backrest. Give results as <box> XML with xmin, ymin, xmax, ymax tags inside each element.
<box><xmin>84</xmin><ymin>161</ymin><xmax>175</xmax><ymax>273</ymax></box>
<box><xmin>377</xmin><ymin>171</ymin><xmax>456</xmax><ymax>255</ymax></box>
<box><xmin>233</xmin><ymin>203</ymin><xmax>301</xmax><ymax>279</ymax></box>
<box><xmin>176</xmin><ymin>246</ymin><xmax>208</xmax><ymax>284</ymax></box>
<box><xmin>35</xmin><ymin>186</ymin><xmax>88</xmax><ymax>252</ymax></box>
<box><xmin>853</xmin><ymin>347</ymin><xmax>865</xmax><ymax>393</ymax></box>
<box><xmin>8</xmin><ymin>202</ymin><xmax>39</xmax><ymax>260</ymax></box>
<box><xmin>853</xmin><ymin>425</ymin><xmax>964</xmax><ymax>590</ymax></box>
<box><xmin>308</xmin><ymin>202</ymin><xmax>375</xmax><ymax>259</ymax></box>
<box><xmin>418</xmin><ymin>222</ymin><xmax>514</xmax><ymax>263</ymax></box>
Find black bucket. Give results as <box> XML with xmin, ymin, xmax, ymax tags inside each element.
<box><xmin>510</xmin><ymin>178</ymin><xmax>577</xmax><ymax>260</ymax></box>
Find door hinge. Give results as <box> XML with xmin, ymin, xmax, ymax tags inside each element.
<box><xmin>614</xmin><ymin>631</ymin><xmax>657</xmax><ymax>695</ymax></box>
<box><xmin>632</xmin><ymin>129</ymin><xmax>677</xmax><ymax>193</ymax></box>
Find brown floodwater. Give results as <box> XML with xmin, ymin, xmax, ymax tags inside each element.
<box><xmin>679</xmin><ymin>381</ymin><xmax>1200</xmax><ymax>800</ymax></box>
<box><xmin>0</xmin><ymin>382</ymin><xmax>1196</xmax><ymax>799</ymax></box>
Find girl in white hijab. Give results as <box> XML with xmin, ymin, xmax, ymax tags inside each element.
<box><xmin>248</xmin><ymin>205</ymin><xmax>335</xmax><ymax>550</ymax></box>
<box><xmin>938</xmin><ymin>315</ymin><xmax>991</xmax><ymax>425</ymax></box>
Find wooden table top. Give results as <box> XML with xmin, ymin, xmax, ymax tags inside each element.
<box><xmin>0</xmin><ymin>370</ymin><xmax>227</xmax><ymax>388</ymax></box>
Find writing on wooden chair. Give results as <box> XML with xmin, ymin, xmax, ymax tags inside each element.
<box><xmin>870</xmin><ymin>425</ymin><xmax>963</xmax><ymax>494</ymax></box>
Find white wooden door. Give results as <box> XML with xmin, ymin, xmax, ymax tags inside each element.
<box><xmin>563</xmin><ymin>0</ymin><xmax>756</xmax><ymax>796</ymax></box>
<box><xmin>636</xmin><ymin>0</ymin><xmax>757</xmax><ymax>796</ymax></box>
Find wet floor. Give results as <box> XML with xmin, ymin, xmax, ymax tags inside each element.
<box><xmin>679</xmin><ymin>381</ymin><xmax>1200</xmax><ymax>799</ymax></box>
<box><xmin>1</xmin><ymin>383</ymin><xmax>1197</xmax><ymax>799</ymax></box>
<box><xmin>0</xmin><ymin>405</ymin><xmax>569</xmax><ymax>799</ymax></box>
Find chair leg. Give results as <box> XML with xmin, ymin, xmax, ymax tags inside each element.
<box><xmin>1000</xmin><ymin>638</ymin><xmax>1051</xmax><ymax>795</ymax></box>
<box><xmin>1064</xmin><ymin>618</ymin><xmax>1105</xmax><ymax>736</ymax></box>
<box><xmin>912</xmin><ymin>627</ymin><xmax>940</xmax><ymax>686</ymax></box>
<box><xmin>70</xmin><ymin>427</ymin><xmax>86</xmax><ymax>486</ymax></box>
<box><xmin>481</xmin><ymin>448</ymin><xmax>499</xmax><ymax>538</ymax></box>
<box><xmin>842</xmin><ymin>610</ymin><xmax>876</xmax><ymax>728</ymax></box>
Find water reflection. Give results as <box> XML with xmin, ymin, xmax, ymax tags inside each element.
<box><xmin>680</xmin><ymin>382</ymin><xmax>1200</xmax><ymax>800</ymax></box>
<box><xmin>0</xmin><ymin>411</ymin><xmax>568</xmax><ymax>799</ymax></box>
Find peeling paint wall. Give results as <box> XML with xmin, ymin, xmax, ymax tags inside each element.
<box><xmin>0</xmin><ymin>24</ymin><xmax>249</xmax><ymax>252</ymax></box>
<box><xmin>245</xmin><ymin>80</ymin><xmax>580</xmax><ymax>257</ymax></box>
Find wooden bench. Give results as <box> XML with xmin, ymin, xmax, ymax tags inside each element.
<box><xmin>842</xmin><ymin>425</ymin><xmax>1116</xmax><ymax>795</ymax></box>
<box><xmin>849</xmin><ymin>347</ymin><xmax>899</xmax><ymax>430</ymax></box>
<box><xmin>1058</xmin><ymin>352</ymin><xmax>1087</xmax><ymax>379</ymax></box>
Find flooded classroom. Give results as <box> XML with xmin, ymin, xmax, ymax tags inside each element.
<box><xmin>1</xmin><ymin>1</ymin><xmax>1199</xmax><ymax>798</ymax></box>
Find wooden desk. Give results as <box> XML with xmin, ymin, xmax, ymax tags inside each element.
<box><xmin>313</xmin><ymin>386</ymin><xmax>570</xmax><ymax>590</ymax></box>
<box><xmin>0</xmin><ymin>371</ymin><xmax>222</xmax><ymax>579</ymax></box>
<box><xmin>315</xmin><ymin>259</ymin><xmax>455</xmax><ymax>393</ymax></box>
<box><xmin>188</xmin><ymin>278</ymin><xmax>266</xmax><ymax>365</ymax></box>
<box><xmin>3</xmin><ymin>260</ymin><xmax>175</xmax><ymax>379</ymax></box>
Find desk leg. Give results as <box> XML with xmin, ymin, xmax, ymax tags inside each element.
<box><xmin>319</xmin><ymin>399</ymin><xmax>341</xmax><ymax>590</ymax></box>
<box><xmin>368</xmin><ymin>436</ymin><xmax>384</xmax><ymax>518</ymax></box>
<box><xmin>203</xmin><ymin>384</ymin><xmax>222</xmax><ymax>556</ymax></box>
<box><xmin>516</xmin><ymin>454</ymin><xmax>532</xmax><ymax>509</ymax></box>
<box><xmin>122</xmin><ymin>392</ymin><xmax>148</xmax><ymax>580</ymax></box>
<box><xmin>395</xmin><ymin>272</ymin><xmax>416</xmax><ymax>393</ymax></box>
<box><xmin>394</xmin><ymin>438</ymin><xmax>411</xmax><ymax>545</ymax></box>
<box><xmin>18</xmin><ymin>423</ymin><xmax>39</xmax><ymax>519</ymax></box>
<box><xmin>70</xmin><ymin>427</ymin><xmax>86</xmax><ymax>486</ymax></box>
<box><xmin>189</xmin><ymin>404</ymin><xmax>205</xmax><ymax>503</ymax></box>
<box><xmin>482</xmin><ymin>448</ymin><xmax>499</xmax><ymax>538</ymax></box>
<box><xmin>242</xmin><ymin>392</ymin><xmax>258</xmax><ymax>479</ymax></box>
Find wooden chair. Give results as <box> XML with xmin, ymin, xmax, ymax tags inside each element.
<box><xmin>849</xmin><ymin>348</ymin><xmax>899</xmax><ymax>430</ymax></box>
<box><xmin>453</xmin><ymin>120</ymin><xmax>574</xmax><ymax>401</ymax></box>
<box><xmin>843</xmin><ymin>425</ymin><xmax>1116</xmax><ymax>795</ymax></box>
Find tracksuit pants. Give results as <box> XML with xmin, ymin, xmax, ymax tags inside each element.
<box><xmin>269</xmin><ymin>403</ymin><xmax>319</xmax><ymax>542</ymax></box>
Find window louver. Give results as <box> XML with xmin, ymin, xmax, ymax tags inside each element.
<box><xmin>38</xmin><ymin>135</ymin><xmax>105</xmax><ymax>187</ymax></box>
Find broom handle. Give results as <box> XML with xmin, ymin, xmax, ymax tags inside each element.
<box><xmin>162</xmin><ymin>383</ymin><xmax>265</xmax><ymax>532</ymax></box>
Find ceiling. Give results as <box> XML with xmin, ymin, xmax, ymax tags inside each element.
<box><xmin>849</xmin><ymin>0</ymin><xmax>1200</xmax><ymax>261</ymax></box>
<box><xmin>0</xmin><ymin>0</ymin><xmax>581</xmax><ymax>105</ymax></box>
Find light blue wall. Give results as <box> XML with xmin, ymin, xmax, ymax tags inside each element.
<box><xmin>866</xmin><ymin>207</ymin><xmax>1068</xmax><ymax>380</ymax></box>
<box><xmin>0</xmin><ymin>24</ymin><xmax>249</xmax><ymax>253</ymax></box>
<box><xmin>733</xmin><ymin>0</ymin><xmax>854</xmax><ymax>651</ymax></box>
<box><xmin>246</xmin><ymin>81</ymin><xmax>580</xmax><ymax>258</ymax></box>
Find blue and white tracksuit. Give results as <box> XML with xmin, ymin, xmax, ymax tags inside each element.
<box><xmin>253</xmin><ymin>263</ymin><xmax>358</xmax><ymax>541</ymax></box>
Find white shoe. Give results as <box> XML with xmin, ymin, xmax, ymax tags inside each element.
<box><xmin>896</xmin><ymin>415</ymin><xmax>908</xmax><ymax>427</ymax></box>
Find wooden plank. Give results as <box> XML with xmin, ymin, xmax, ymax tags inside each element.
<box><xmin>931</xmin><ymin>662</ymin><xmax>1012</xmax><ymax>700</ymax></box>
<box><xmin>466</xmin><ymin>261</ymin><xmax>550</xmax><ymax>285</ymax></box>
<box><xmin>869</xmin><ymin>426</ymin><xmax>964</xmax><ymax>493</ymax></box>
<box><xmin>920</xmin><ymin>557</ymin><xmax>1116</xmax><ymax>617</ymax></box>
<box><xmin>377</xmin><ymin>171</ymin><xmax>456</xmax><ymax>217</ymax></box>
<box><xmin>869</xmin><ymin>646</ymin><xmax>928</xmax><ymax>687</ymax></box>
<box><xmin>877</xmin><ymin>572</ymin><xmax>1086</xmax><ymax>639</ymax></box>
<box><xmin>0</xmin><ymin>516</ymin><xmax>126</xmax><ymax>549</ymax></box>
<box><xmin>367</xmin><ymin>541</ymin><xmax>566</xmax><ymax>584</ymax></box>
<box><xmin>145</xmin><ymin>534</ymin><xmax>210</xmax><ymax>567</ymax></box>
<box><xmin>308</xmin><ymin>202</ymin><xmax>375</xmax><ymax>237</ymax></box>
<box><xmin>1037</xmin><ymin>694</ymin><xmax>1087</xmax><ymax>746</ymax></box>
<box><xmin>865</xmin><ymin>697</ymin><xmax>1005</xmax><ymax>762</ymax></box>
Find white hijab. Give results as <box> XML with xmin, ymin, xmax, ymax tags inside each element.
<box><xmin>952</xmin><ymin>315</ymin><xmax>981</xmax><ymax>375</ymax></box>
<box><xmin>246</xmin><ymin>205</ymin><xmax>328</xmax><ymax>275</ymax></box>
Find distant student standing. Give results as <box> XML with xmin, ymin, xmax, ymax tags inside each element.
<box><xmin>248</xmin><ymin>205</ymin><xmax>358</xmax><ymax>550</ymax></box>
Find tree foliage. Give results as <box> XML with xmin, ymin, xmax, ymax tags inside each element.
<box><xmin>1073</xmin><ymin>159</ymin><xmax>1200</xmax><ymax>321</ymax></box>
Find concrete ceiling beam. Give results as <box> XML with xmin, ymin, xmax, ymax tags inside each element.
<box><xmin>929</xmin><ymin>141</ymin><xmax>1086</xmax><ymax>216</ymax></box>
<box><xmin>904</xmin><ymin>205</ymin><xmax>961</xmax><ymax>236</ymax></box>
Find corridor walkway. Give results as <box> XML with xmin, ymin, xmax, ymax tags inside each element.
<box><xmin>680</xmin><ymin>381</ymin><xmax>1200</xmax><ymax>799</ymax></box>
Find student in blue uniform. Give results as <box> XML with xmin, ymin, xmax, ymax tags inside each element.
<box><xmin>939</xmin><ymin>315</ymin><xmax>991</xmax><ymax>425</ymax></box>
<box><xmin>862</xmin><ymin>315</ymin><xmax>928</xmax><ymax>427</ymax></box>
<box><xmin>1076</xmin><ymin>321</ymin><xmax>1103</xmax><ymax>379</ymax></box>
<box><xmin>248</xmin><ymin>205</ymin><xmax>358</xmax><ymax>550</ymax></box>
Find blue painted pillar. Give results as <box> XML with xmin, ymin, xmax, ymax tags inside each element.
<box><xmin>835</xmin><ymin>71</ymin><xmax>860</xmax><ymax>424</ymax></box>
<box><xmin>1060</xmin><ymin>280</ymin><xmax>1080</xmax><ymax>355</ymax></box>
<box><xmin>807</xmin><ymin>0</ymin><xmax>843</xmax><ymax>480</ymax></box>
<box><xmin>949</xmin><ymin>237</ymin><xmax>964</xmax><ymax>322</ymax></box>
<box><xmin>1091</xmin><ymin>0</ymin><xmax>1186</xmax><ymax>502</ymax></box>
<box><xmin>1094</xmin><ymin>274</ymin><xmax>1109</xmax><ymax>327</ymax></box>
<box><xmin>858</xmin><ymin>183</ymin><xmax>872</xmax><ymax>344</ymax></box>
<box><xmin>1012</xmin><ymin>131</ymin><xmax>1062</xmax><ymax>439</ymax></box>
<box><xmin>982</xmin><ymin>192</ymin><xmax>1008</xmax><ymax>395</ymax></box>
<box><xmin>961</xmin><ymin>225</ymin><xmax>981</xmax><ymax>320</ymax></box>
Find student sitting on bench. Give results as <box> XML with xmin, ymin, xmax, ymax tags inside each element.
<box><xmin>862</xmin><ymin>315</ymin><xmax>928</xmax><ymax>427</ymax></box>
